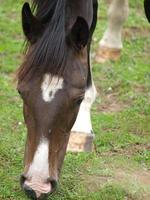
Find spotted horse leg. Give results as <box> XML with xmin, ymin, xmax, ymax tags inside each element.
<box><xmin>95</xmin><ymin>0</ymin><xmax>129</xmax><ymax>63</ymax></box>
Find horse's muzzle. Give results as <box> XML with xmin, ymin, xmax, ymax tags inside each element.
<box><xmin>20</xmin><ymin>175</ymin><xmax>57</xmax><ymax>200</ymax></box>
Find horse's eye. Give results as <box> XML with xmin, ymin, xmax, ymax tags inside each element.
<box><xmin>17</xmin><ymin>88</ymin><xmax>26</xmax><ymax>99</ymax></box>
<box><xmin>18</xmin><ymin>89</ymin><xmax>22</xmax><ymax>96</ymax></box>
<box><xmin>75</xmin><ymin>97</ymin><xmax>84</xmax><ymax>105</ymax></box>
<box><xmin>17</xmin><ymin>85</ymin><xmax>29</xmax><ymax>99</ymax></box>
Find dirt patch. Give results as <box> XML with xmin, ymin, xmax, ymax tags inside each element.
<box><xmin>99</xmin><ymin>143</ymin><xmax>150</xmax><ymax>157</ymax></box>
<box><xmin>82</xmin><ymin>167</ymin><xmax>150</xmax><ymax>199</ymax></box>
<box><xmin>81</xmin><ymin>174</ymin><xmax>110</xmax><ymax>192</ymax></box>
<box><xmin>133</xmin><ymin>84</ymin><xmax>150</xmax><ymax>95</ymax></box>
<box><xmin>95</xmin><ymin>82</ymin><xmax>150</xmax><ymax>114</ymax></box>
<box><xmin>123</xmin><ymin>27</ymin><xmax>150</xmax><ymax>39</ymax></box>
<box><xmin>115</xmin><ymin>168</ymin><xmax>150</xmax><ymax>185</ymax></box>
<box><xmin>134</xmin><ymin>171</ymin><xmax>150</xmax><ymax>185</ymax></box>
<box><xmin>82</xmin><ymin>168</ymin><xmax>150</xmax><ymax>187</ymax></box>
<box><xmin>98</xmin><ymin>92</ymin><xmax>129</xmax><ymax>113</ymax></box>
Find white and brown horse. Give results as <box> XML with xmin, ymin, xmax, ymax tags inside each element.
<box><xmin>17</xmin><ymin>0</ymin><xmax>98</xmax><ymax>199</ymax></box>
<box><xmin>17</xmin><ymin>0</ymin><xmax>149</xmax><ymax>199</ymax></box>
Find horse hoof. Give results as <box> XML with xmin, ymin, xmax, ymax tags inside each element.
<box><xmin>95</xmin><ymin>46</ymin><xmax>121</xmax><ymax>63</ymax></box>
<box><xmin>67</xmin><ymin>132</ymin><xmax>94</xmax><ymax>152</ymax></box>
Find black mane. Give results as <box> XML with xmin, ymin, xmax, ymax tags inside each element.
<box><xmin>32</xmin><ymin>0</ymin><xmax>58</xmax><ymax>24</ymax></box>
<box><xmin>18</xmin><ymin>0</ymin><xmax>67</xmax><ymax>81</ymax></box>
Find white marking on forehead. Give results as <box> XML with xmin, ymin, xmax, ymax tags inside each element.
<box><xmin>27</xmin><ymin>138</ymin><xmax>49</xmax><ymax>179</ymax></box>
<box><xmin>41</xmin><ymin>74</ymin><xmax>64</xmax><ymax>102</ymax></box>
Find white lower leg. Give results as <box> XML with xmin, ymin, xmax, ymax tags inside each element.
<box><xmin>100</xmin><ymin>0</ymin><xmax>129</xmax><ymax>49</ymax></box>
<box><xmin>71</xmin><ymin>82</ymin><xmax>97</xmax><ymax>135</ymax></box>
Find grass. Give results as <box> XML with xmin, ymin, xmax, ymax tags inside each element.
<box><xmin>0</xmin><ymin>0</ymin><xmax>150</xmax><ymax>199</ymax></box>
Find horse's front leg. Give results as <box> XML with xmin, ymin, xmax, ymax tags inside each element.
<box><xmin>68</xmin><ymin>82</ymin><xmax>97</xmax><ymax>152</ymax></box>
<box><xmin>96</xmin><ymin>0</ymin><xmax>129</xmax><ymax>63</ymax></box>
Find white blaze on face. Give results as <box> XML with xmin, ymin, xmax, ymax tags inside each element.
<box><xmin>25</xmin><ymin>138</ymin><xmax>52</xmax><ymax>197</ymax></box>
<box><xmin>27</xmin><ymin>138</ymin><xmax>49</xmax><ymax>180</ymax></box>
<box><xmin>41</xmin><ymin>74</ymin><xmax>64</xmax><ymax>102</ymax></box>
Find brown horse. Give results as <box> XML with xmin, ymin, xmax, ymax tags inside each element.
<box><xmin>17</xmin><ymin>0</ymin><xmax>98</xmax><ymax>199</ymax></box>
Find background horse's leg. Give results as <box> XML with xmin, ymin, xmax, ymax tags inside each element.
<box><xmin>95</xmin><ymin>0</ymin><xmax>129</xmax><ymax>63</ymax></box>
<box><xmin>68</xmin><ymin>83</ymin><xmax>97</xmax><ymax>152</ymax></box>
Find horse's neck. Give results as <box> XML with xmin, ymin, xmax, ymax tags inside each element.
<box><xmin>66</xmin><ymin>0</ymin><xmax>93</xmax><ymax>28</ymax></box>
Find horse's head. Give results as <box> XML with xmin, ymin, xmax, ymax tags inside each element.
<box><xmin>17</xmin><ymin>2</ymin><xmax>90</xmax><ymax>199</ymax></box>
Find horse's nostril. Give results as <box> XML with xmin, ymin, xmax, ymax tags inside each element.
<box><xmin>20</xmin><ymin>174</ymin><xmax>26</xmax><ymax>187</ymax></box>
<box><xmin>23</xmin><ymin>184</ymin><xmax>37</xmax><ymax>200</ymax></box>
<box><xmin>47</xmin><ymin>178</ymin><xmax>57</xmax><ymax>192</ymax></box>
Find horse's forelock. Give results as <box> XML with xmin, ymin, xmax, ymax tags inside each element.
<box><xmin>17</xmin><ymin>0</ymin><xmax>67</xmax><ymax>82</ymax></box>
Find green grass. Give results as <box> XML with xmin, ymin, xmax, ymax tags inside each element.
<box><xmin>0</xmin><ymin>0</ymin><xmax>150</xmax><ymax>199</ymax></box>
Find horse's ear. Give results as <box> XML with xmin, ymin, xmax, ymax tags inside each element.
<box><xmin>22</xmin><ymin>2</ymin><xmax>43</xmax><ymax>43</ymax></box>
<box><xmin>144</xmin><ymin>0</ymin><xmax>150</xmax><ymax>23</ymax></box>
<box><xmin>68</xmin><ymin>16</ymin><xmax>90</xmax><ymax>50</ymax></box>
